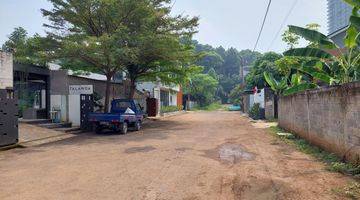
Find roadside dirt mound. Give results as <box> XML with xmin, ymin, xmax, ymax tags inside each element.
<box><xmin>231</xmin><ymin>176</ymin><xmax>298</xmax><ymax>200</ymax></box>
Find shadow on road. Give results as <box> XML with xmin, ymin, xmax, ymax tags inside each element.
<box><xmin>35</xmin><ymin>119</ymin><xmax>185</xmax><ymax>148</ymax></box>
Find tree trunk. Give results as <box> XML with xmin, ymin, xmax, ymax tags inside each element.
<box><xmin>240</xmin><ymin>97</ymin><xmax>244</xmax><ymax>112</ymax></box>
<box><xmin>104</xmin><ymin>75</ymin><xmax>112</xmax><ymax>113</ymax></box>
<box><xmin>274</xmin><ymin>94</ymin><xmax>278</xmax><ymax>119</ymax></box>
<box><xmin>129</xmin><ymin>78</ymin><xmax>137</xmax><ymax>99</ymax></box>
<box><xmin>186</xmin><ymin>94</ymin><xmax>191</xmax><ymax>110</ymax></box>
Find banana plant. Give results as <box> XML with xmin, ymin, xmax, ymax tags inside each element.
<box><xmin>264</xmin><ymin>72</ymin><xmax>317</xmax><ymax>96</ymax></box>
<box><xmin>283</xmin><ymin>73</ymin><xmax>317</xmax><ymax>96</ymax></box>
<box><xmin>263</xmin><ymin>72</ymin><xmax>316</xmax><ymax>118</ymax></box>
<box><xmin>283</xmin><ymin>0</ymin><xmax>360</xmax><ymax>84</ymax></box>
<box><xmin>263</xmin><ymin>72</ymin><xmax>288</xmax><ymax>96</ymax></box>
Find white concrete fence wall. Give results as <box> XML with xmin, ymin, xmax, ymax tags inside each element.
<box><xmin>0</xmin><ymin>52</ymin><xmax>13</xmax><ymax>89</ymax></box>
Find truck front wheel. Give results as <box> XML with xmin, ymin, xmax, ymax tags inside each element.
<box><xmin>120</xmin><ymin>122</ymin><xmax>128</xmax><ymax>134</ymax></box>
<box><xmin>93</xmin><ymin>124</ymin><xmax>102</xmax><ymax>134</ymax></box>
<box><xmin>134</xmin><ymin>121</ymin><xmax>141</xmax><ymax>131</ymax></box>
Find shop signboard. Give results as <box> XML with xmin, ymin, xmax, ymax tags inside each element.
<box><xmin>69</xmin><ymin>85</ymin><xmax>94</xmax><ymax>95</ymax></box>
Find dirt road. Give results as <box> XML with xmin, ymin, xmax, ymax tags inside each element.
<box><xmin>0</xmin><ymin>111</ymin><xmax>353</xmax><ymax>200</ymax></box>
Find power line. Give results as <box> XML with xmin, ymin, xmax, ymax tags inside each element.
<box><xmin>267</xmin><ymin>0</ymin><xmax>298</xmax><ymax>51</ymax></box>
<box><xmin>253</xmin><ymin>0</ymin><xmax>272</xmax><ymax>52</ymax></box>
<box><xmin>171</xmin><ymin>0</ymin><xmax>177</xmax><ymax>9</ymax></box>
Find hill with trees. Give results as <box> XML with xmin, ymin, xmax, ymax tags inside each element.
<box><xmin>191</xmin><ymin>40</ymin><xmax>261</xmax><ymax>103</ymax></box>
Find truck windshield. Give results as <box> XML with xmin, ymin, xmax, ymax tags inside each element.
<box><xmin>115</xmin><ymin>102</ymin><xmax>132</xmax><ymax>110</ymax></box>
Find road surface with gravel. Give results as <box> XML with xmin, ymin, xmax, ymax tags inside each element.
<box><xmin>0</xmin><ymin>111</ymin><xmax>353</xmax><ymax>200</ymax></box>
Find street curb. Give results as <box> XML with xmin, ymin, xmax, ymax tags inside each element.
<box><xmin>161</xmin><ymin>110</ymin><xmax>187</xmax><ymax>118</ymax></box>
<box><xmin>0</xmin><ymin>143</ymin><xmax>25</xmax><ymax>151</ymax></box>
<box><xmin>148</xmin><ymin>111</ymin><xmax>187</xmax><ymax>121</ymax></box>
<box><xmin>0</xmin><ymin>132</ymin><xmax>83</xmax><ymax>151</ymax></box>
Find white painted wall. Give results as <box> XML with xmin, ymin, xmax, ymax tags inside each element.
<box><xmin>137</xmin><ymin>82</ymin><xmax>157</xmax><ymax>97</ymax></box>
<box><xmin>68</xmin><ymin>95</ymin><xmax>81</xmax><ymax>126</ymax></box>
<box><xmin>254</xmin><ymin>89</ymin><xmax>265</xmax><ymax>108</ymax></box>
<box><xmin>137</xmin><ymin>82</ymin><xmax>180</xmax><ymax>96</ymax></box>
<box><xmin>0</xmin><ymin>52</ymin><xmax>13</xmax><ymax>89</ymax></box>
<box><xmin>169</xmin><ymin>92</ymin><xmax>177</xmax><ymax>106</ymax></box>
<box><xmin>50</xmin><ymin>95</ymin><xmax>68</xmax><ymax>122</ymax></box>
<box><xmin>137</xmin><ymin>81</ymin><xmax>180</xmax><ymax>116</ymax></box>
<box><xmin>249</xmin><ymin>95</ymin><xmax>254</xmax><ymax>108</ymax></box>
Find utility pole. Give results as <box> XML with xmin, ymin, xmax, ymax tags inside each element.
<box><xmin>240</xmin><ymin>57</ymin><xmax>246</xmax><ymax>87</ymax></box>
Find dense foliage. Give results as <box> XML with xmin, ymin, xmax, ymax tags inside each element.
<box><xmin>228</xmin><ymin>85</ymin><xmax>245</xmax><ymax>106</ymax></box>
<box><xmin>1</xmin><ymin>27</ymin><xmax>50</xmax><ymax>66</ymax></box>
<box><xmin>192</xmin><ymin>40</ymin><xmax>261</xmax><ymax>103</ymax></box>
<box><xmin>249</xmin><ymin>103</ymin><xmax>262</xmax><ymax>120</ymax></box>
<box><xmin>2</xmin><ymin>0</ymin><xmax>196</xmax><ymax>111</ymax></box>
<box><xmin>161</xmin><ymin>105</ymin><xmax>181</xmax><ymax>113</ymax></box>
<box><xmin>184</xmin><ymin>73</ymin><xmax>219</xmax><ymax>107</ymax></box>
<box><xmin>245</xmin><ymin>52</ymin><xmax>283</xmax><ymax>89</ymax></box>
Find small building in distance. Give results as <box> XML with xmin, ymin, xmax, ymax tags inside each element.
<box><xmin>48</xmin><ymin>64</ymin><xmax>145</xmax><ymax>126</ymax></box>
<box><xmin>137</xmin><ymin>82</ymin><xmax>182</xmax><ymax>116</ymax></box>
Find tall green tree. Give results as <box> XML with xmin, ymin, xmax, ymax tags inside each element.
<box><xmin>222</xmin><ymin>48</ymin><xmax>241</xmax><ymax>76</ymax></box>
<box><xmin>41</xmin><ymin>0</ymin><xmax>198</xmax><ymax>111</ymax></box>
<box><xmin>192</xmin><ymin>41</ymin><xmax>261</xmax><ymax>103</ymax></box>
<box><xmin>245</xmin><ymin>52</ymin><xmax>283</xmax><ymax>89</ymax></box>
<box><xmin>2</xmin><ymin>27</ymin><xmax>49</xmax><ymax>66</ymax></box>
<box><xmin>2</xmin><ymin>27</ymin><xmax>27</xmax><ymax>53</ymax></box>
<box><xmin>117</xmin><ymin>1</ymin><xmax>199</xmax><ymax>99</ymax></box>
<box><xmin>42</xmin><ymin>0</ymin><xmax>136</xmax><ymax>111</ymax></box>
<box><xmin>282</xmin><ymin>29</ymin><xmax>300</xmax><ymax>49</ymax></box>
<box><xmin>238</xmin><ymin>49</ymin><xmax>262</xmax><ymax>66</ymax></box>
<box><xmin>184</xmin><ymin>73</ymin><xmax>218</xmax><ymax>107</ymax></box>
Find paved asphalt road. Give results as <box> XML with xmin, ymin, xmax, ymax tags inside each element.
<box><xmin>0</xmin><ymin>111</ymin><xmax>353</xmax><ymax>200</ymax></box>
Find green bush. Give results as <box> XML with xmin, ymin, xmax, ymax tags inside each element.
<box><xmin>333</xmin><ymin>182</ymin><xmax>360</xmax><ymax>199</ymax></box>
<box><xmin>249</xmin><ymin>103</ymin><xmax>261</xmax><ymax>120</ymax></box>
<box><xmin>193</xmin><ymin>103</ymin><xmax>225</xmax><ymax>111</ymax></box>
<box><xmin>161</xmin><ymin>105</ymin><xmax>180</xmax><ymax>113</ymax></box>
<box><xmin>329</xmin><ymin>162</ymin><xmax>360</xmax><ymax>176</ymax></box>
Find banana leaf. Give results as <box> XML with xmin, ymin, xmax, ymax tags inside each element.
<box><xmin>345</xmin><ymin>26</ymin><xmax>358</xmax><ymax>49</ymax></box>
<box><xmin>283</xmin><ymin>83</ymin><xmax>317</xmax><ymax>96</ymax></box>
<box><xmin>284</xmin><ymin>48</ymin><xmax>334</xmax><ymax>59</ymax></box>
<box><xmin>288</xmin><ymin>25</ymin><xmax>337</xmax><ymax>49</ymax></box>
<box><xmin>290</xmin><ymin>73</ymin><xmax>302</xmax><ymax>86</ymax></box>
<box><xmin>264</xmin><ymin>72</ymin><xmax>277</xmax><ymax>91</ymax></box>
<box><xmin>350</xmin><ymin>15</ymin><xmax>360</xmax><ymax>31</ymax></box>
<box><xmin>344</xmin><ymin>0</ymin><xmax>360</xmax><ymax>9</ymax></box>
<box><xmin>299</xmin><ymin>65</ymin><xmax>339</xmax><ymax>85</ymax></box>
<box><xmin>264</xmin><ymin>72</ymin><xmax>287</xmax><ymax>93</ymax></box>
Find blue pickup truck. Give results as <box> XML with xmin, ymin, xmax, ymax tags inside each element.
<box><xmin>89</xmin><ymin>99</ymin><xmax>144</xmax><ymax>134</ymax></box>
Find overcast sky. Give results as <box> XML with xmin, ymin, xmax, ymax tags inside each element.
<box><xmin>0</xmin><ymin>0</ymin><xmax>328</xmax><ymax>53</ymax></box>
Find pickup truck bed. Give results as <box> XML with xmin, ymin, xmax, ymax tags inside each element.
<box><xmin>89</xmin><ymin>113</ymin><xmax>121</xmax><ymax>122</ymax></box>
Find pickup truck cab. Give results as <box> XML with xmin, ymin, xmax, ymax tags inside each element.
<box><xmin>89</xmin><ymin>99</ymin><xmax>144</xmax><ymax>134</ymax></box>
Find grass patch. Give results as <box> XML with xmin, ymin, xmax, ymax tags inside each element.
<box><xmin>269</xmin><ymin>126</ymin><xmax>360</xmax><ymax>177</ymax></box>
<box><xmin>161</xmin><ymin>105</ymin><xmax>181</xmax><ymax>113</ymax></box>
<box><xmin>332</xmin><ymin>182</ymin><xmax>360</xmax><ymax>199</ymax></box>
<box><xmin>265</xmin><ymin>118</ymin><xmax>278</xmax><ymax>123</ymax></box>
<box><xmin>193</xmin><ymin>103</ymin><xmax>228</xmax><ymax>111</ymax></box>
